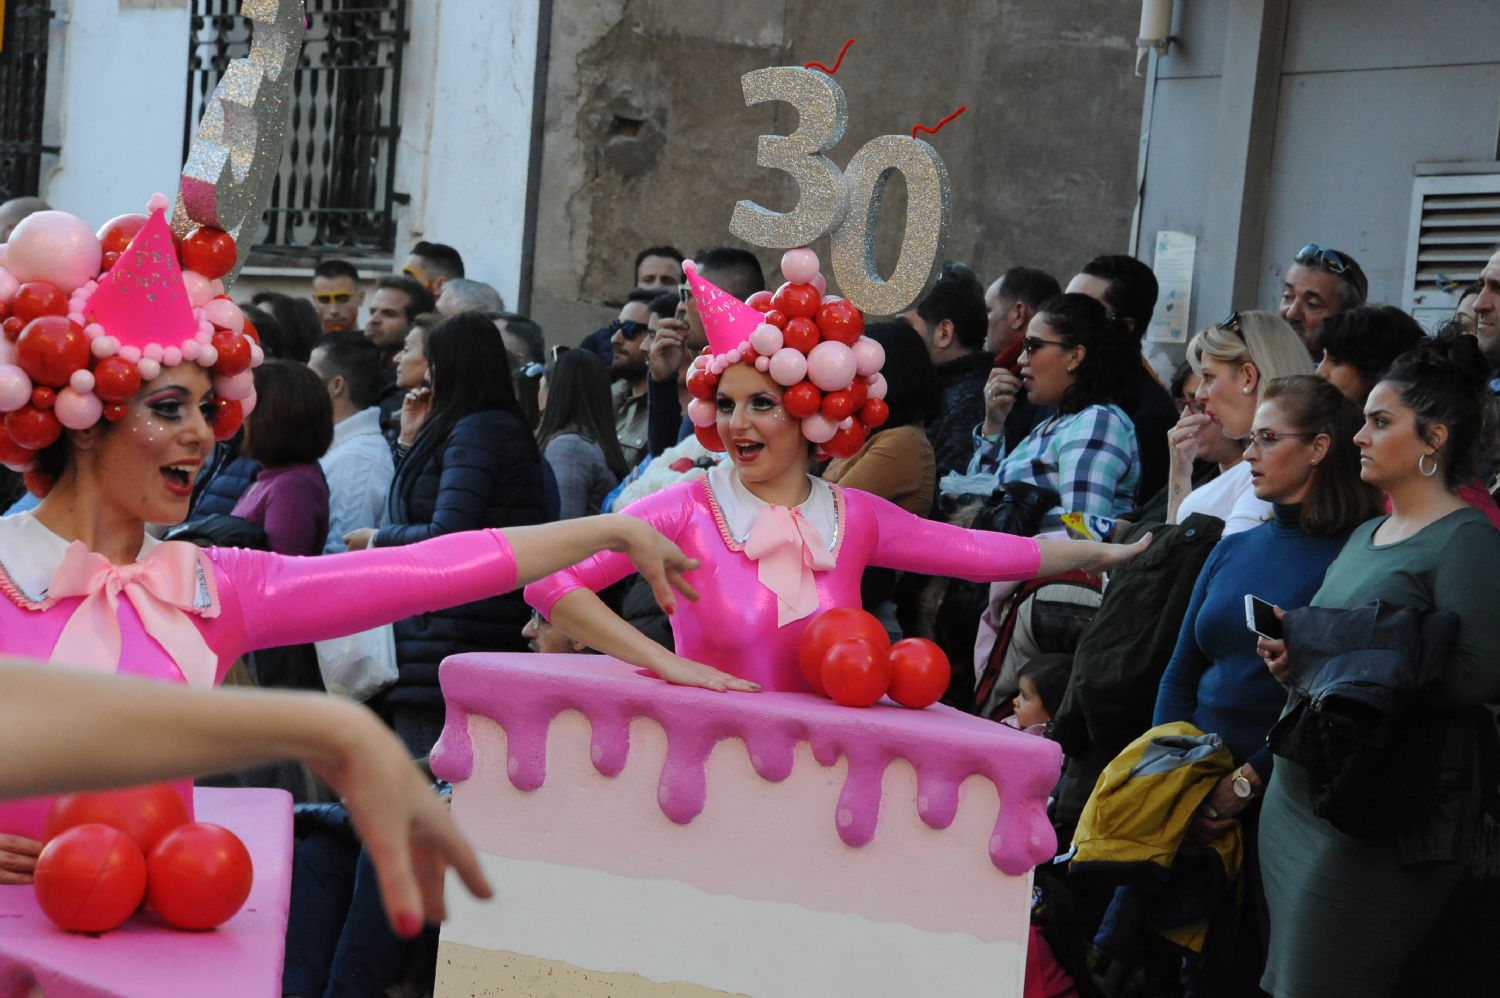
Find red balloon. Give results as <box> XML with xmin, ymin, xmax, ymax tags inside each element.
<box><xmin>93</xmin><ymin>356</ymin><xmax>143</xmax><ymax>403</ymax></box>
<box><xmin>102</xmin><ymin>403</ymin><xmax>128</xmax><ymax>423</ymax></box>
<box><xmin>824</xmin><ymin>420</ymin><xmax>866</xmax><ymax>460</ymax></box>
<box><xmin>100</xmin><ymin>251</ymin><xmax>121</xmax><ymax>274</ymax></box>
<box><xmin>772</xmin><ymin>282</ymin><xmax>821</xmax><ymax>320</ymax></box>
<box><xmin>96</xmin><ymin>213</ymin><xmax>149</xmax><ymax>256</ymax></box>
<box><xmin>239</xmin><ymin>316</ymin><xmax>260</xmax><ymax>345</ymax></box>
<box><xmin>860</xmin><ymin>398</ymin><xmax>890</xmax><ymax>429</ymax></box>
<box><xmin>815</xmin><ymin>298</ymin><xmax>865</xmax><ymax>345</ymax></box>
<box><xmin>45</xmin><ymin>784</ymin><xmax>190</xmax><ymax>856</ymax></box>
<box><xmin>0</xmin><ymin>299</ymin><xmax>9</xmax><ymax>320</ymax></box>
<box><xmin>11</xmin><ymin>282</ymin><xmax>68</xmax><ymax>324</ymax></box>
<box><xmin>762</xmin><ymin>309</ymin><xmax>789</xmax><ymax>331</ymax></box>
<box><xmin>23</xmin><ymin>468</ymin><xmax>54</xmax><ymax>497</ymax></box>
<box><xmin>745</xmin><ymin>290</ymin><xmax>775</xmax><ymax>313</ymax></box>
<box><xmin>0</xmin><ymin>429</ymin><xmax>37</xmax><ymax>468</ymax></box>
<box><xmin>782</xmin><ymin>317</ymin><xmax>820</xmax><ymax>355</ymax></box>
<box><xmin>212</xmin><ymin>398</ymin><xmax>244</xmax><ymax>442</ymax></box>
<box><xmin>5</xmin><ymin>405</ymin><xmax>61</xmax><ymax>450</ymax></box>
<box><xmin>887</xmin><ymin>637</ymin><xmax>951</xmax><ymax>709</ymax></box>
<box><xmin>686</xmin><ymin>368</ymin><xmax>717</xmax><ymax>401</ymax></box>
<box><xmin>17</xmin><ymin>316</ymin><xmax>91</xmax><ymax>387</ymax></box>
<box><xmin>33</xmin><ymin>824</ymin><xmax>148</xmax><ymax>933</ymax></box>
<box><xmin>694</xmin><ymin>422</ymin><xmax>725</xmax><ymax>451</ymax></box>
<box><xmin>822</xmin><ymin>638</ymin><xmax>893</xmax><ymax>708</ymax></box>
<box><xmin>797</xmin><ymin>606</ymin><xmax>890</xmax><ymax>694</ymax></box>
<box><xmin>782</xmin><ymin>382</ymin><xmax>822</xmax><ymax>419</ymax></box>
<box><xmin>847</xmin><ymin>377</ymin><xmax>868</xmax><ymax>410</ymax></box>
<box><xmin>30</xmin><ymin>386</ymin><xmax>55</xmax><ymax>410</ymax></box>
<box><xmin>180</xmin><ymin>227</ymin><xmax>238</xmax><ymax>281</ymax></box>
<box><xmin>211</xmin><ymin>331</ymin><xmax>251</xmax><ymax>376</ymax></box>
<box><xmin>146</xmin><ymin>823</ymin><xmax>253</xmax><ymax>931</ymax></box>
<box><xmin>820</xmin><ymin>389</ymin><xmax>855</xmax><ymax>421</ymax></box>
<box><xmin>2</xmin><ymin>317</ymin><xmax>24</xmax><ymax>341</ymax></box>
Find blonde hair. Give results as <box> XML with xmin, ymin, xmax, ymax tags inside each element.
<box><xmin>1187</xmin><ymin>310</ymin><xmax>1312</xmax><ymax>401</ymax></box>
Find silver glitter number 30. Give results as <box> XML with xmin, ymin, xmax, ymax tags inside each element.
<box><xmin>172</xmin><ymin>0</ymin><xmax>306</xmax><ymax>285</ymax></box>
<box><xmin>729</xmin><ymin>67</ymin><xmax>952</xmax><ymax>316</ymax></box>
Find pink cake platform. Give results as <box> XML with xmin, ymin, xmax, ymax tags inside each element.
<box><xmin>429</xmin><ymin>653</ymin><xmax>1063</xmax><ymax>997</ymax></box>
<box><xmin>0</xmin><ymin>788</ymin><xmax>292</xmax><ymax>998</ymax></box>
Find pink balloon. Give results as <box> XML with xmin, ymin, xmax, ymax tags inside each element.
<box><xmin>754</xmin><ymin>356</ymin><xmax>771</xmax><ymax>372</ymax></box>
<box><xmin>68</xmin><ymin>368</ymin><xmax>95</xmax><ymax>393</ymax></box>
<box><xmin>239</xmin><ymin>387</ymin><xmax>257</xmax><ymax>418</ymax></box>
<box><xmin>4</xmin><ymin>211</ymin><xmax>102</xmax><ymax>293</ymax></box>
<box><xmin>801</xmin><ymin>413</ymin><xmax>838</xmax><ymax>444</ymax></box>
<box><xmin>780</xmin><ymin>248</ymin><xmax>821</xmax><ymax>286</ymax></box>
<box><xmin>202</xmin><ymin>298</ymin><xmax>244</xmax><ymax>333</ymax></box>
<box><xmin>0</xmin><ymin>267</ymin><xmax>16</xmax><ymax>303</ymax></box>
<box><xmin>0</xmin><ymin>364</ymin><xmax>32</xmax><ymax>412</ymax></box>
<box><xmin>686</xmin><ymin>397</ymin><xmax>717</xmax><ymax>428</ymax></box>
<box><xmin>137</xmin><ymin>358</ymin><xmax>161</xmax><ymax>382</ymax></box>
<box><xmin>867</xmin><ymin>373</ymin><xmax>888</xmax><ymax>400</ymax></box>
<box><xmin>852</xmin><ymin>336</ymin><xmax>886</xmax><ymax>378</ymax></box>
<box><xmin>162</xmin><ymin>346</ymin><xmax>183</xmax><ymax>368</ymax></box>
<box><xmin>806</xmin><ymin>340</ymin><xmax>856</xmax><ymax>392</ymax></box>
<box><xmin>54</xmin><ymin>387</ymin><xmax>103</xmax><ymax>430</ymax></box>
<box><xmin>215</xmin><ymin>370</ymin><xmax>254</xmax><ymax>401</ymax></box>
<box><xmin>0</xmin><ymin>337</ymin><xmax>15</xmax><ymax>366</ymax></box>
<box><xmin>811</xmin><ymin>272</ymin><xmax>828</xmax><ymax>296</ymax></box>
<box><xmin>182</xmin><ymin>270</ymin><xmax>214</xmax><ymax>308</ymax></box>
<box><xmin>748</xmin><ymin>323</ymin><xmax>784</xmax><ymax>356</ymax></box>
<box><xmin>767</xmin><ymin>347</ymin><xmax>808</xmax><ymax>387</ymax></box>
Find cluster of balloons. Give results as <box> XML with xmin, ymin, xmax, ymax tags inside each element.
<box><xmin>0</xmin><ymin>203</ymin><xmax>259</xmax><ymax>494</ymax></box>
<box><xmin>34</xmin><ymin>784</ymin><xmax>254</xmax><ymax>933</ymax></box>
<box><xmin>796</xmin><ymin>607</ymin><xmax>951</xmax><ymax>709</ymax></box>
<box><xmin>685</xmin><ymin>247</ymin><xmax>891</xmax><ymax>459</ymax></box>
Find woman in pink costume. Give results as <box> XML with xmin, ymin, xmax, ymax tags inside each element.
<box><xmin>527</xmin><ymin>255</ymin><xmax>1148</xmax><ymax>692</ymax></box>
<box><xmin>0</xmin><ymin>204</ymin><xmax>698</xmax><ymax>876</ymax></box>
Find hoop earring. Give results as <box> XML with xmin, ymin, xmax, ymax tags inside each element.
<box><xmin>1418</xmin><ymin>452</ymin><xmax>1439</xmax><ymax>478</ymax></box>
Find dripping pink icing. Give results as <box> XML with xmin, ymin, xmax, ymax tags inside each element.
<box><xmin>431</xmin><ymin>652</ymin><xmax>1062</xmax><ymax>876</ymax></box>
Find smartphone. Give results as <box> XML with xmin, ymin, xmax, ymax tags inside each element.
<box><xmin>1244</xmin><ymin>595</ymin><xmax>1282</xmax><ymax>640</ymax></box>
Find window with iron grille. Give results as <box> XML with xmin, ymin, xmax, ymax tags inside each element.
<box><xmin>184</xmin><ymin>0</ymin><xmax>407</xmax><ymax>257</ymax></box>
<box><xmin>0</xmin><ymin>0</ymin><xmax>56</xmax><ymax>202</ymax></box>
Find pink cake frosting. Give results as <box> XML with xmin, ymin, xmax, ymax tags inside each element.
<box><xmin>430</xmin><ymin>653</ymin><xmax>1062</xmax><ymax>876</ymax></box>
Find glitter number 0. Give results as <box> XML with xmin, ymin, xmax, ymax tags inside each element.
<box><xmin>729</xmin><ymin>67</ymin><xmax>850</xmax><ymax>250</ymax></box>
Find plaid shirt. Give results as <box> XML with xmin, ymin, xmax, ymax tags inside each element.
<box><xmin>965</xmin><ymin>404</ymin><xmax>1140</xmax><ymax>521</ymax></box>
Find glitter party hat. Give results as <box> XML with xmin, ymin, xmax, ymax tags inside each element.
<box><xmin>683</xmin><ymin>259</ymin><xmax>766</xmax><ymax>357</ymax></box>
<box><xmin>84</xmin><ymin>210</ymin><xmax>197</xmax><ymax>352</ymax></box>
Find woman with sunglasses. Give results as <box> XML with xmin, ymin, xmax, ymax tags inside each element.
<box><xmin>1152</xmin><ymin>376</ymin><xmax>1380</xmax><ymax>993</ymax></box>
<box><xmin>968</xmin><ymin>293</ymin><xmax>1143</xmax><ymax>527</ymax></box>
<box><xmin>1255</xmin><ymin>335</ymin><xmax>1500</xmax><ymax>996</ymax></box>
<box><xmin>1168</xmin><ymin>311</ymin><xmax>1313</xmax><ymax>534</ymax></box>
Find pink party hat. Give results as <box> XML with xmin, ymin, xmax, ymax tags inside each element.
<box><xmin>84</xmin><ymin>209</ymin><xmax>197</xmax><ymax>351</ymax></box>
<box><xmin>684</xmin><ymin>258</ymin><xmax>766</xmax><ymax>357</ymax></box>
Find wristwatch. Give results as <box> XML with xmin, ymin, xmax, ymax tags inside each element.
<box><xmin>1231</xmin><ymin>767</ymin><xmax>1255</xmax><ymax>800</ymax></box>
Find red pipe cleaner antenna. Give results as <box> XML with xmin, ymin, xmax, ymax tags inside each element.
<box><xmin>805</xmin><ymin>38</ymin><xmax>855</xmax><ymax>75</ymax></box>
<box><xmin>911</xmin><ymin>104</ymin><xmax>969</xmax><ymax>140</ymax></box>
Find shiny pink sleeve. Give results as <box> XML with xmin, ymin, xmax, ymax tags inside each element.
<box><xmin>207</xmin><ymin>530</ymin><xmax>519</xmax><ymax>654</ymax></box>
<box><xmin>524</xmin><ymin>482</ymin><xmax>696</xmax><ymax>619</ymax></box>
<box><xmin>855</xmin><ymin>489</ymin><xmax>1041</xmax><ymax>583</ymax></box>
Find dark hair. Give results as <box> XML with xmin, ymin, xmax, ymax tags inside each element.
<box><xmin>634</xmin><ymin>245</ymin><xmax>684</xmax><ymax>276</ymax></box>
<box><xmin>313</xmin><ymin>259</ymin><xmax>360</xmax><ymax>282</ymax></box>
<box><xmin>648</xmin><ymin>290</ymin><xmax>679</xmax><ymax>320</ymax></box>
<box><xmin>1313</xmin><ymin>305</ymin><xmax>1427</xmax><ymax>403</ymax></box>
<box><xmin>693</xmin><ymin>246</ymin><xmax>766</xmax><ymax>299</ymax></box>
<box><xmin>1017</xmin><ymin>653</ymin><xmax>1072</xmax><ymax>717</ymax></box>
<box><xmin>1379</xmin><ymin>334</ymin><xmax>1500</xmax><ymax>490</ymax></box>
<box><xmin>238</xmin><ymin>305</ymin><xmax>288</xmax><ymax>360</ymax></box>
<box><xmin>1034</xmin><ymin>293</ymin><xmax>1141</xmax><ymax>415</ymax></box>
<box><xmin>375</xmin><ymin>275</ymin><xmax>436</xmax><ymax>321</ymax></box>
<box><xmin>1261</xmin><ymin>375</ymin><xmax>1383</xmax><ymax>535</ymax></box>
<box><xmin>915</xmin><ymin>260</ymin><xmax>987</xmax><ymax>352</ymax></box>
<box><xmin>996</xmin><ymin>266</ymin><xmax>1062</xmax><ymax>312</ymax></box>
<box><xmin>410</xmin><ymin>241</ymin><xmax>464</xmax><ymax>279</ymax></box>
<box><xmin>250</xmin><ymin>291</ymin><xmax>321</xmax><ymax>364</ymax></box>
<box><xmin>1169</xmin><ymin>358</ymin><xmax>1197</xmax><ymax>400</ymax></box>
<box><xmin>536</xmin><ymin>349</ymin><xmax>629</xmax><ymax>480</ymax></box>
<box><xmin>1079</xmin><ymin>255</ymin><xmax>1158</xmax><ymax>339</ymax></box>
<box><xmin>625</xmin><ymin>287</ymin><xmax>659</xmax><ymax>305</ymax></box>
<box><xmin>311</xmin><ymin>333</ymin><xmax>384</xmax><ymax>410</ymax></box>
<box><xmin>495</xmin><ymin>312</ymin><xmax>545</xmax><ymax>365</ymax></box>
<box><xmin>242</xmin><ymin>359</ymin><xmax>334</xmax><ymax>467</ymax></box>
<box><xmin>1293</xmin><ymin>244</ymin><xmax>1368</xmax><ymax>308</ymax></box>
<box><xmin>409</xmin><ymin>313</ymin><xmax>536</xmax><ymax>475</ymax></box>
<box><xmin>1457</xmin><ymin>281</ymin><xmax>1483</xmax><ymax>303</ymax></box>
<box><xmin>863</xmin><ymin>321</ymin><xmax>940</xmax><ymax>434</ymax></box>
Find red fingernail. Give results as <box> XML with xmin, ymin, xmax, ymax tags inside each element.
<box><xmin>665</xmin><ymin>603</ymin><xmax>676</xmax><ymax>615</ymax></box>
<box><xmin>395</xmin><ymin>912</ymin><xmax>422</xmax><ymax>939</ymax></box>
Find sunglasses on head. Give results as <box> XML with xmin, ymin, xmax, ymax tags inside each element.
<box><xmin>313</xmin><ymin>291</ymin><xmax>354</xmax><ymax>305</ymax></box>
<box><xmin>609</xmin><ymin>318</ymin><xmax>650</xmax><ymax>339</ymax></box>
<box><xmin>1217</xmin><ymin>311</ymin><xmax>1248</xmax><ymax>342</ymax></box>
<box><xmin>1295</xmin><ymin>244</ymin><xmax>1351</xmax><ymax>276</ymax></box>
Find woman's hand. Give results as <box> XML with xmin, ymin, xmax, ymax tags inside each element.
<box><xmin>646</xmin><ymin>651</ymin><xmax>762</xmax><ymax>693</ymax></box>
<box><xmin>1168</xmin><ymin>411</ymin><xmax>1210</xmax><ymax>472</ymax></box>
<box><xmin>1190</xmin><ymin>765</ymin><xmax>1261</xmax><ymax>841</ymax></box>
<box><xmin>981</xmin><ymin>369</ymin><xmax>1021</xmax><ymax>438</ymax></box>
<box><xmin>1037</xmin><ymin>533</ymin><xmax>1152</xmax><ymax>578</ymax></box>
<box><xmin>0</xmin><ymin>833</ymin><xmax>40</xmax><ymax>885</ymax></box>
<box><xmin>343</xmin><ymin>527</ymin><xmax>376</xmax><ymax>552</ymax></box>
<box><xmin>649</xmin><ymin>319</ymin><xmax>689</xmax><ymax>383</ymax></box>
<box><xmin>1257</xmin><ymin>607</ymin><xmax>1289</xmax><ymax>681</ymax></box>
<box><xmin>399</xmin><ymin>385</ymin><xmax>432</xmax><ymax>447</ymax></box>
<box><xmin>605</xmin><ymin>515</ymin><xmax>701</xmax><ymax>615</ymax></box>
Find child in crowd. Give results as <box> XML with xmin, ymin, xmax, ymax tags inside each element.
<box><xmin>1007</xmin><ymin>653</ymin><xmax>1073</xmax><ymax>735</ymax></box>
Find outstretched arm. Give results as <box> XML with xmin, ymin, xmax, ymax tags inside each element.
<box><xmin>0</xmin><ymin>658</ymin><xmax>491</xmax><ymax>936</ymax></box>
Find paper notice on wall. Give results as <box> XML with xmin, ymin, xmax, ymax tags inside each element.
<box><xmin>1146</xmin><ymin>231</ymin><xmax>1195</xmax><ymax>344</ymax></box>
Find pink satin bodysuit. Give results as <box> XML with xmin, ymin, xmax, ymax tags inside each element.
<box><xmin>0</xmin><ymin>530</ymin><xmax>518</xmax><ymax>839</ymax></box>
<box><xmin>525</xmin><ymin>478</ymin><xmax>1042</xmax><ymax>691</ymax></box>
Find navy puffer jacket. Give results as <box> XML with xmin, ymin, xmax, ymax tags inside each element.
<box><xmin>375</xmin><ymin>409</ymin><xmax>548</xmax><ymax>705</ymax></box>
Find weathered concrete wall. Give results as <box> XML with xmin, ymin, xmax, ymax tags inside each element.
<box><xmin>530</xmin><ymin>0</ymin><xmax>1146</xmax><ymax>345</ymax></box>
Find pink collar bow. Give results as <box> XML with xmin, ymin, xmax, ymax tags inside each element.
<box><xmin>743</xmin><ymin>504</ymin><xmax>836</xmax><ymax>627</ymax></box>
<box><xmin>47</xmin><ymin>540</ymin><xmax>219</xmax><ymax>688</ymax></box>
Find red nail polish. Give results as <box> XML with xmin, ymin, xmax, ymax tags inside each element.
<box><xmin>395</xmin><ymin>912</ymin><xmax>422</xmax><ymax>939</ymax></box>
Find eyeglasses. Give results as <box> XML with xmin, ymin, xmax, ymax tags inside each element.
<box><xmin>313</xmin><ymin>291</ymin><xmax>354</xmax><ymax>305</ymax></box>
<box><xmin>1246</xmin><ymin>429</ymin><xmax>1317</xmax><ymax>449</ymax></box>
<box><xmin>609</xmin><ymin>319</ymin><xmax>650</xmax><ymax>339</ymax></box>
<box><xmin>1295</xmin><ymin>244</ymin><xmax>1351</xmax><ymax>276</ymax></box>
<box><xmin>1021</xmin><ymin>336</ymin><xmax>1068</xmax><ymax>355</ymax></box>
